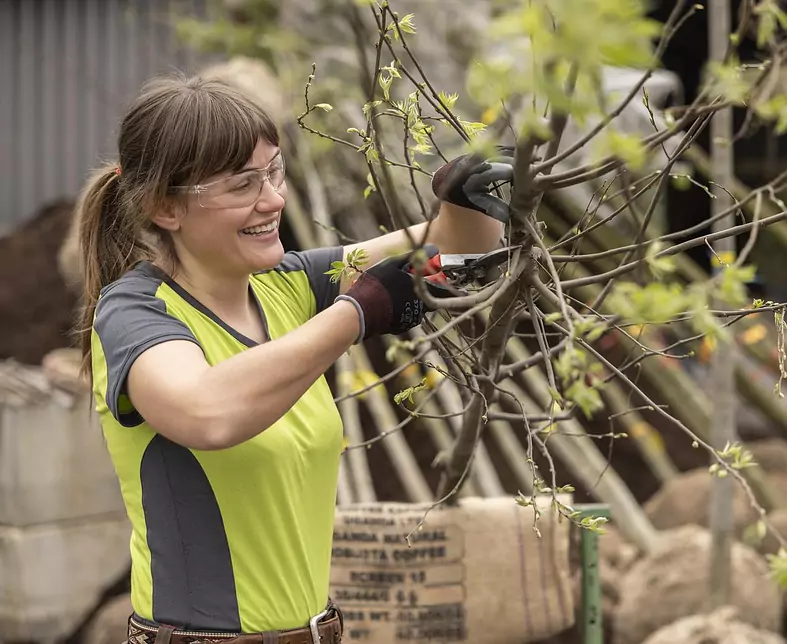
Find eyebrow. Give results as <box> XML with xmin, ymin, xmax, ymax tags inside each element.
<box><xmin>242</xmin><ymin>148</ymin><xmax>282</xmax><ymax>172</ymax></box>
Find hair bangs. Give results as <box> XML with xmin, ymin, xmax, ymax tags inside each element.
<box><xmin>162</xmin><ymin>78</ymin><xmax>279</xmax><ymax>189</ymax></box>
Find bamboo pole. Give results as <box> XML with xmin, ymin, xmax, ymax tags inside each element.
<box><xmin>351</xmin><ymin>347</ymin><xmax>434</xmax><ymax>502</ymax></box>
<box><xmin>336</xmin><ymin>353</ymin><xmax>377</xmax><ymax>503</ymax></box>
<box><xmin>486</xmin><ymin>417</ymin><xmax>536</xmax><ymax>494</ymax></box>
<box><xmin>503</xmin><ymin>339</ymin><xmax>659</xmax><ymax>553</ymax></box>
<box><xmin>337</xmin><ymin>459</ymin><xmax>355</xmax><ymax>507</ymax></box>
<box><xmin>599</xmin><ymin>379</ymin><xmax>679</xmax><ymax>483</ymax></box>
<box><xmin>543</xmin><ymin>197</ymin><xmax>787</xmax><ymax>438</ymax></box>
<box><xmin>534</xmin><ymin>228</ymin><xmax>781</xmax><ymax>512</ymax></box>
<box><xmin>409</xmin><ymin>326</ymin><xmax>508</xmax><ymax>498</ymax></box>
<box><xmin>384</xmin><ymin>336</ymin><xmax>480</xmax><ymax>498</ymax></box>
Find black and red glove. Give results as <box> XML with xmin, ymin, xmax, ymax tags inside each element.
<box><xmin>335</xmin><ymin>245</ymin><xmax>441</xmax><ymax>342</ymax></box>
<box><xmin>432</xmin><ymin>146</ymin><xmax>515</xmax><ymax>223</ymax></box>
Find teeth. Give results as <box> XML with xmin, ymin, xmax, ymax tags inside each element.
<box><xmin>242</xmin><ymin>220</ymin><xmax>278</xmax><ymax>235</ymax></box>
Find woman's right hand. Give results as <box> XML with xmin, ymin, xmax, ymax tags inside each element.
<box><xmin>335</xmin><ymin>245</ymin><xmax>439</xmax><ymax>341</ymax></box>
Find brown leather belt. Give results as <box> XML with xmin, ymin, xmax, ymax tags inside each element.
<box><xmin>127</xmin><ymin>608</ymin><xmax>343</xmax><ymax>644</ymax></box>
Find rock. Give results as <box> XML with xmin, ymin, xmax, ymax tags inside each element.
<box><xmin>644</xmin><ymin>468</ymin><xmax>763</xmax><ymax>537</ymax></box>
<box><xmin>199</xmin><ymin>56</ymin><xmax>287</xmax><ymax>123</ymax></box>
<box><xmin>598</xmin><ymin>523</ymin><xmax>640</xmax><ymax>575</ymax></box>
<box><xmin>748</xmin><ymin>438</ymin><xmax>787</xmax><ymax>475</ymax></box>
<box><xmin>754</xmin><ymin>508</ymin><xmax>787</xmax><ymax>557</ymax></box>
<box><xmin>0</xmin><ymin>518</ymin><xmax>131</xmax><ymax>642</ymax></box>
<box><xmin>641</xmin><ymin>606</ymin><xmax>786</xmax><ymax>644</ymax></box>
<box><xmin>0</xmin><ymin>200</ymin><xmax>79</xmax><ymax>365</ymax></box>
<box><xmin>534</xmin><ymin>524</ymin><xmax>638</xmax><ymax>644</ymax></box>
<box><xmin>613</xmin><ymin>525</ymin><xmax>782</xmax><ymax>644</ymax></box>
<box><xmin>82</xmin><ymin>594</ymin><xmax>132</xmax><ymax>644</ymax></box>
<box><xmin>40</xmin><ymin>347</ymin><xmax>86</xmax><ymax>395</ymax></box>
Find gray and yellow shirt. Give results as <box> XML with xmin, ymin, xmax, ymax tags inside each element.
<box><xmin>90</xmin><ymin>248</ymin><xmax>345</xmax><ymax>633</ymax></box>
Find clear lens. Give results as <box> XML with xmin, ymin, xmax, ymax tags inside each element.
<box><xmin>197</xmin><ymin>155</ymin><xmax>286</xmax><ymax>209</ymax></box>
<box><xmin>267</xmin><ymin>155</ymin><xmax>286</xmax><ymax>189</ymax></box>
<box><xmin>198</xmin><ymin>171</ymin><xmax>262</xmax><ymax>209</ymax></box>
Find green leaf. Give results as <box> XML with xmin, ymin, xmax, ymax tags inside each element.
<box><xmin>381</xmin><ymin>61</ymin><xmax>402</xmax><ymax>79</ymax></box>
<box><xmin>718</xmin><ymin>264</ymin><xmax>757</xmax><ymax>307</ymax></box>
<box><xmin>347</xmin><ymin>247</ymin><xmax>370</xmax><ymax>269</ymax></box>
<box><xmin>565</xmin><ymin>381</ymin><xmax>604</xmax><ymax>419</ymax></box>
<box><xmin>362</xmin><ymin>100</ymin><xmax>383</xmax><ymax>116</ymax></box>
<box><xmin>438</xmin><ymin>91</ymin><xmax>458</xmax><ymax>110</ymax></box>
<box><xmin>645</xmin><ymin>242</ymin><xmax>677</xmax><ymax>280</ymax></box>
<box><xmin>595</xmin><ymin>129</ymin><xmax>648</xmax><ymax>171</ymax></box>
<box><xmin>397</xmin><ymin>13</ymin><xmax>417</xmax><ymax>35</ymax></box>
<box><xmin>767</xmin><ymin>548</ymin><xmax>787</xmax><ymax>589</ymax></box>
<box><xmin>363</xmin><ymin>172</ymin><xmax>377</xmax><ymax>199</ymax></box>
<box><xmin>688</xmin><ymin>290</ymin><xmax>725</xmax><ymax>340</ymax></box>
<box><xmin>379</xmin><ymin>74</ymin><xmax>394</xmax><ymax>100</ymax></box>
<box><xmin>314</xmin><ymin>103</ymin><xmax>333</xmax><ymax>112</ymax></box>
<box><xmin>756</xmin><ymin>95</ymin><xmax>787</xmax><ymax>135</ymax></box>
<box><xmin>754</xmin><ymin>0</ymin><xmax>787</xmax><ymax>47</ymax></box>
<box><xmin>704</xmin><ymin>58</ymin><xmax>752</xmax><ymax>105</ymax></box>
<box><xmin>458</xmin><ymin>119</ymin><xmax>487</xmax><ymax>139</ymax></box>
<box><xmin>607</xmin><ymin>281</ymin><xmax>688</xmax><ymax>325</ymax></box>
<box><xmin>574</xmin><ymin>317</ymin><xmax>608</xmax><ymax>343</ymax></box>
<box><xmin>393</xmin><ymin>378</ymin><xmax>427</xmax><ymax>405</ymax></box>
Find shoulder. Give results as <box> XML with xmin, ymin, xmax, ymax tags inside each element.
<box><xmin>92</xmin><ymin>262</ymin><xmax>201</xmax><ymax>427</ymax></box>
<box><xmin>257</xmin><ymin>246</ymin><xmax>343</xmax><ymax>278</ymax></box>
<box><xmin>93</xmin><ymin>261</ymin><xmax>198</xmax><ymax>353</ymax></box>
<box><xmin>96</xmin><ymin>261</ymin><xmax>170</xmax><ymax>317</ymax></box>
<box><xmin>253</xmin><ymin>247</ymin><xmax>344</xmax><ymax>317</ymax></box>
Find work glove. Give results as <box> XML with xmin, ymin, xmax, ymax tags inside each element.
<box><xmin>431</xmin><ymin>146</ymin><xmax>515</xmax><ymax>223</ymax></box>
<box><xmin>335</xmin><ymin>245</ymin><xmax>440</xmax><ymax>342</ymax></box>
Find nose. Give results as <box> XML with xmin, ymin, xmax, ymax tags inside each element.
<box><xmin>254</xmin><ymin>178</ymin><xmax>285</xmax><ymax>211</ymax></box>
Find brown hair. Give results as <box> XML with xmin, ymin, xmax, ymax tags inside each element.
<box><xmin>75</xmin><ymin>74</ymin><xmax>279</xmax><ymax>378</ymax></box>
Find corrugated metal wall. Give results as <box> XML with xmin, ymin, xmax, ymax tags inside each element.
<box><xmin>0</xmin><ymin>0</ymin><xmax>224</xmax><ymax>234</ymax></box>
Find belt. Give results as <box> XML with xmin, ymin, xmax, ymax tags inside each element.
<box><xmin>127</xmin><ymin>606</ymin><xmax>343</xmax><ymax>644</ymax></box>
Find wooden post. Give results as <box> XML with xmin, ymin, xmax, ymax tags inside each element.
<box><xmin>707</xmin><ymin>0</ymin><xmax>736</xmax><ymax>609</ymax></box>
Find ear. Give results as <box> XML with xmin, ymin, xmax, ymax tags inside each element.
<box><xmin>152</xmin><ymin>199</ymin><xmax>185</xmax><ymax>232</ymax></box>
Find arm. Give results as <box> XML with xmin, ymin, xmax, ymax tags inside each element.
<box><xmin>340</xmin><ymin>202</ymin><xmax>503</xmax><ymax>293</ymax></box>
<box><xmin>127</xmin><ymin>300</ymin><xmax>360</xmax><ymax>451</ymax></box>
<box><xmin>339</xmin><ymin>151</ymin><xmax>511</xmax><ymax>294</ymax></box>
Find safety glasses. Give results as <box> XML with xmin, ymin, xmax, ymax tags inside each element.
<box><xmin>169</xmin><ymin>152</ymin><xmax>286</xmax><ymax>209</ymax></box>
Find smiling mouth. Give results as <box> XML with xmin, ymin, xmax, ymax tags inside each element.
<box><xmin>240</xmin><ymin>220</ymin><xmax>279</xmax><ymax>236</ymax></box>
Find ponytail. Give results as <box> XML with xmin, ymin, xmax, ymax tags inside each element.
<box><xmin>74</xmin><ymin>164</ymin><xmax>150</xmax><ymax>380</ymax></box>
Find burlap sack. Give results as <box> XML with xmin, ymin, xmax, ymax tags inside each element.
<box><xmin>330</xmin><ymin>496</ymin><xmax>574</xmax><ymax>644</ymax></box>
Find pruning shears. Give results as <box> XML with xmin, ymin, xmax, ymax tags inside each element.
<box><xmin>409</xmin><ymin>246</ymin><xmax>518</xmax><ymax>296</ymax></box>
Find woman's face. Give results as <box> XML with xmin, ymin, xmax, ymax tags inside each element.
<box><xmin>173</xmin><ymin>140</ymin><xmax>288</xmax><ymax>278</ymax></box>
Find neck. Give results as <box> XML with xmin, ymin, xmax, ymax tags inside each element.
<box><xmin>165</xmin><ymin>255</ymin><xmax>253</xmax><ymax>321</ymax></box>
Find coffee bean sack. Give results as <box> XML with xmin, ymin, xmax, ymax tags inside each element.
<box><xmin>0</xmin><ymin>200</ymin><xmax>79</xmax><ymax>365</ymax></box>
<box><xmin>330</xmin><ymin>496</ymin><xmax>574</xmax><ymax>644</ymax></box>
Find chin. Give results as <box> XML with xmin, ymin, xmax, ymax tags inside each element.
<box><xmin>249</xmin><ymin>239</ymin><xmax>285</xmax><ymax>273</ymax></box>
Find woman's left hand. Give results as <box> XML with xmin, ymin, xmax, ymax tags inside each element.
<box><xmin>431</xmin><ymin>147</ymin><xmax>515</xmax><ymax>223</ymax></box>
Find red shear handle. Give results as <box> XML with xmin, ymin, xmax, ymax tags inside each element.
<box><xmin>409</xmin><ymin>254</ymin><xmax>448</xmax><ymax>284</ymax></box>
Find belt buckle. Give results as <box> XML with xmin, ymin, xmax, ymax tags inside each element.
<box><xmin>308</xmin><ymin>608</ymin><xmax>329</xmax><ymax>644</ymax></box>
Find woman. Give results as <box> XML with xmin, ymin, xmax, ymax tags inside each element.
<box><xmin>76</xmin><ymin>74</ymin><xmax>505</xmax><ymax>644</ymax></box>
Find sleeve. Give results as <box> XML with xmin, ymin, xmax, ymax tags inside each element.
<box><xmin>276</xmin><ymin>246</ymin><xmax>344</xmax><ymax>317</ymax></box>
<box><xmin>92</xmin><ymin>278</ymin><xmax>201</xmax><ymax>427</ymax></box>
